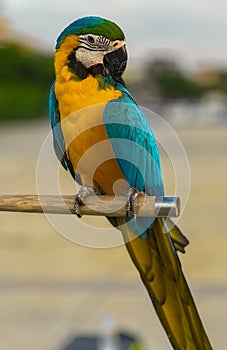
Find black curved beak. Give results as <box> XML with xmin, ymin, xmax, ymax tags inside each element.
<box><xmin>103</xmin><ymin>45</ymin><xmax>127</xmax><ymax>80</ymax></box>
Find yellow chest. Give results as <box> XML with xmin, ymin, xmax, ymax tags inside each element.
<box><xmin>54</xmin><ymin>76</ymin><xmax>126</xmax><ymax>193</ymax></box>
<box><xmin>54</xmin><ymin>76</ymin><xmax>121</xmax><ymax>119</ymax></box>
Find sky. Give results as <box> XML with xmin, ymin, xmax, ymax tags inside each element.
<box><xmin>1</xmin><ymin>0</ymin><xmax>227</xmax><ymax>68</ymax></box>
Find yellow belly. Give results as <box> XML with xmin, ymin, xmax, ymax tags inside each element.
<box><xmin>55</xmin><ymin>76</ymin><xmax>127</xmax><ymax>194</ymax></box>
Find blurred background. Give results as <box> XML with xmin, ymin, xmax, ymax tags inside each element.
<box><xmin>0</xmin><ymin>0</ymin><xmax>227</xmax><ymax>349</ymax></box>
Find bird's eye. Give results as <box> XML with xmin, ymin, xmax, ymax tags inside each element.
<box><xmin>87</xmin><ymin>35</ymin><xmax>95</xmax><ymax>44</ymax></box>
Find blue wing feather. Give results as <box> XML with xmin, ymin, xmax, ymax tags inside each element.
<box><xmin>49</xmin><ymin>83</ymin><xmax>68</xmax><ymax>170</ymax></box>
<box><xmin>103</xmin><ymin>83</ymin><xmax>164</xmax><ymax>196</ymax></box>
<box><xmin>103</xmin><ymin>84</ymin><xmax>164</xmax><ymax>236</ymax></box>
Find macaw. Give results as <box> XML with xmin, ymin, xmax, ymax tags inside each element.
<box><xmin>49</xmin><ymin>16</ymin><xmax>212</xmax><ymax>349</ymax></box>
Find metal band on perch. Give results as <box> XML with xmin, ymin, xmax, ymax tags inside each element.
<box><xmin>0</xmin><ymin>195</ymin><xmax>180</xmax><ymax>217</ymax></box>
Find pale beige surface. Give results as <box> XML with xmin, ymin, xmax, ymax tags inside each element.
<box><xmin>0</xmin><ymin>120</ymin><xmax>227</xmax><ymax>349</ymax></box>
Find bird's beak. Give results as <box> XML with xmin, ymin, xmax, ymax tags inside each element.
<box><xmin>103</xmin><ymin>45</ymin><xmax>127</xmax><ymax>80</ymax></box>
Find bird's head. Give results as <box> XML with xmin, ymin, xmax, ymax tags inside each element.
<box><xmin>55</xmin><ymin>16</ymin><xmax>127</xmax><ymax>82</ymax></box>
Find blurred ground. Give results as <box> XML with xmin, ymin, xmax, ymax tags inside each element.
<box><xmin>0</xmin><ymin>119</ymin><xmax>227</xmax><ymax>349</ymax></box>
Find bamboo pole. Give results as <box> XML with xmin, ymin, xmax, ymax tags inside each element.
<box><xmin>0</xmin><ymin>194</ymin><xmax>180</xmax><ymax>217</ymax></box>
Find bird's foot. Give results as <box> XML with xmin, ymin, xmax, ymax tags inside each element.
<box><xmin>126</xmin><ymin>187</ymin><xmax>140</xmax><ymax>219</ymax></box>
<box><xmin>74</xmin><ymin>186</ymin><xmax>97</xmax><ymax>218</ymax></box>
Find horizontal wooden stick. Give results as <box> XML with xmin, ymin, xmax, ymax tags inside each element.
<box><xmin>0</xmin><ymin>194</ymin><xmax>180</xmax><ymax>217</ymax></box>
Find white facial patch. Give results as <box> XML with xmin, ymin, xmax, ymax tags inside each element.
<box><xmin>76</xmin><ymin>47</ymin><xmax>104</xmax><ymax>68</ymax></box>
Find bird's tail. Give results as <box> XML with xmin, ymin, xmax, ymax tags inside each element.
<box><xmin>117</xmin><ymin>217</ymin><xmax>212</xmax><ymax>350</ymax></box>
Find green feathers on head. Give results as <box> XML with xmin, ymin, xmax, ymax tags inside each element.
<box><xmin>56</xmin><ymin>16</ymin><xmax>125</xmax><ymax>49</ymax></box>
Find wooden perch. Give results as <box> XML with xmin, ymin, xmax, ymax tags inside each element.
<box><xmin>0</xmin><ymin>194</ymin><xmax>180</xmax><ymax>217</ymax></box>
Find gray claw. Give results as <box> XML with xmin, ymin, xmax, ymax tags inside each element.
<box><xmin>73</xmin><ymin>186</ymin><xmax>96</xmax><ymax>218</ymax></box>
<box><xmin>74</xmin><ymin>195</ymin><xmax>83</xmax><ymax>218</ymax></box>
<box><xmin>126</xmin><ymin>187</ymin><xmax>139</xmax><ymax>219</ymax></box>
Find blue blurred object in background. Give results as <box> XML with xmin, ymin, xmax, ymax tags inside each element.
<box><xmin>63</xmin><ymin>332</ymin><xmax>143</xmax><ymax>350</ymax></box>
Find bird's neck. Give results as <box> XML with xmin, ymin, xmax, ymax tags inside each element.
<box><xmin>55</xmin><ymin>70</ymin><xmax>122</xmax><ymax>120</ymax></box>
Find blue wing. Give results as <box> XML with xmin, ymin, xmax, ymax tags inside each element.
<box><xmin>103</xmin><ymin>83</ymin><xmax>164</xmax><ymax>196</ymax></box>
<box><xmin>49</xmin><ymin>82</ymin><xmax>68</xmax><ymax>170</ymax></box>
<box><xmin>103</xmin><ymin>83</ymin><xmax>164</xmax><ymax>235</ymax></box>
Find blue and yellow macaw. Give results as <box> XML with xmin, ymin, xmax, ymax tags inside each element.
<box><xmin>49</xmin><ymin>16</ymin><xmax>212</xmax><ymax>349</ymax></box>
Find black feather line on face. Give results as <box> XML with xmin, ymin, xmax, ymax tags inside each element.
<box><xmin>88</xmin><ymin>63</ymin><xmax>105</xmax><ymax>76</ymax></box>
<box><xmin>67</xmin><ymin>50</ymin><xmax>88</xmax><ymax>80</ymax></box>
